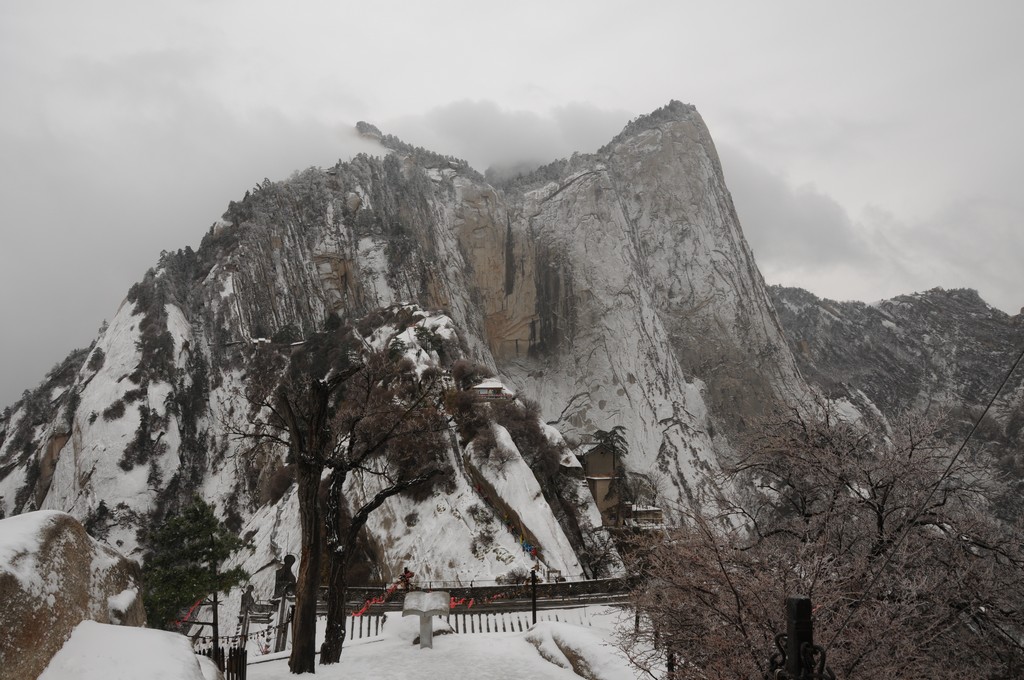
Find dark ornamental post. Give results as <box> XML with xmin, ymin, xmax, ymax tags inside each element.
<box><xmin>210</xmin><ymin>535</ymin><xmax>222</xmax><ymax>671</ymax></box>
<box><xmin>786</xmin><ymin>596</ymin><xmax>813</xmax><ymax>679</ymax></box>
<box><xmin>212</xmin><ymin>588</ymin><xmax>221</xmax><ymax>670</ymax></box>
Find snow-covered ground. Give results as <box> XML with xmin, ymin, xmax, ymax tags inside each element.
<box><xmin>246</xmin><ymin>606</ymin><xmax>638</xmax><ymax>680</ymax></box>
<box><xmin>38</xmin><ymin>606</ymin><xmax>639</xmax><ymax>680</ymax></box>
<box><xmin>39</xmin><ymin>620</ymin><xmax>210</xmax><ymax>680</ymax></box>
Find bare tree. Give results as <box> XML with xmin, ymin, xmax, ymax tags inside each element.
<box><xmin>618</xmin><ymin>469</ymin><xmax>668</xmax><ymax>509</ymax></box>
<box><xmin>578</xmin><ymin>528</ymin><xmax>621</xmax><ymax>579</ymax></box>
<box><xmin>624</xmin><ymin>403</ymin><xmax>1024</xmax><ymax>679</ymax></box>
<box><xmin>318</xmin><ymin>349</ymin><xmax>450</xmax><ymax>664</ymax></box>
<box><xmin>241</xmin><ymin>316</ymin><xmax>451</xmax><ymax>673</ymax></box>
<box><xmin>242</xmin><ymin>330</ymin><xmax>350</xmax><ymax>674</ymax></box>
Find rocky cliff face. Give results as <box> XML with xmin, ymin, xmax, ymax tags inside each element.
<box><xmin>0</xmin><ymin>101</ymin><xmax>809</xmax><ymax>583</ymax></box>
<box><xmin>492</xmin><ymin>105</ymin><xmax>810</xmax><ymax>503</ymax></box>
<box><xmin>0</xmin><ymin>511</ymin><xmax>145</xmax><ymax>680</ymax></box>
<box><xmin>769</xmin><ymin>285</ymin><xmax>1024</xmax><ymax>488</ymax></box>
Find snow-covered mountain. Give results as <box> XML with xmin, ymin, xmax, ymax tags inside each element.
<box><xmin>0</xmin><ymin>101</ymin><xmax>814</xmax><ymax>583</ymax></box>
<box><xmin>769</xmin><ymin>285</ymin><xmax>1024</xmax><ymax>497</ymax></box>
<box><xmin>770</xmin><ymin>286</ymin><xmax>1022</xmax><ymax>417</ymax></box>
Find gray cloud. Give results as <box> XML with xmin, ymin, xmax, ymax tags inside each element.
<box><xmin>722</xmin><ymin>145</ymin><xmax>1024</xmax><ymax>314</ymax></box>
<box><xmin>3</xmin><ymin>96</ymin><xmax>630</xmax><ymax>409</ymax></box>
<box><xmin>878</xmin><ymin>197</ymin><xmax>1024</xmax><ymax>314</ymax></box>
<box><xmin>3</xmin><ymin>1</ymin><xmax>1023</xmax><ymax>408</ymax></box>
<box><xmin>0</xmin><ymin>50</ymin><xmax>381</xmax><ymax>409</ymax></box>
<box><xmin>383</xmin><ymin>100</ymin><xmax>631</xmax><ymax>175</ymax></box>
<box><xmin>719</xmin><ymin>145</ymin><xmax>873</xmax><ymax>268</ymax></box>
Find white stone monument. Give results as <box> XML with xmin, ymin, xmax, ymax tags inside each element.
<box><xmin>402</xmin><ymin>591</ymin><xmax>450</xmax><ymax>649</ymax></box>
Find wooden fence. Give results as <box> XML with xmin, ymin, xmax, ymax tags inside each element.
<box><xmin>444</xmin><ymin>608</ymin><xmax>591</xmax><ymax>634</ymax></box>
<box><xmin>342</xmin><ymin>607</ymin><xmax>592</xmax><ymax>641</ymax></box>
<box><xmin>347</xmin><ymin>612</ymin><xmax>387</xmax><ymax>640</ymax></box>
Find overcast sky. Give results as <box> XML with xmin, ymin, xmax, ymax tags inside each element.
<box><xmin>2</xmin><ymin>1</ymin><xmax>1022</xmax><ymax>408</ymax></box>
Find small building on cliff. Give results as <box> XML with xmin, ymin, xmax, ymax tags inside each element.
<box><xmin>470</xmin><ymin>379</ymin><xmax>514</xmax><ymax>400</ymax></box>
<box><xmin>580</xmin><ymin>442</ymin><xmax>623</xmax><ymax>526</ymax></box>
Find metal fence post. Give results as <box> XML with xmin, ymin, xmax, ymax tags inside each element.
<box><xmin>531</xmin><ymin>569</ymin><xmax>538</xmax><ymax>625</ymax></box>
<box><xmin>273</xmin><ymin>596</ymin><xmax>290</xmax><ymax>652</ymax></box>
<box><xmin>786</xmin><ymin>596</ymin><xmax>813</xmax><ymax>679</ymax></box>
<box><xmin>212</xmin><ymin>589</ymin><xmax>221</xmax><ymax>670</ymax></box>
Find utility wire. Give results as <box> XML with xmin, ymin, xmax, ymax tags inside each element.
<box><xmin>825</xmin><ymin>341</ymin><xmax>1024</xmax><ymax>651</ymax></box>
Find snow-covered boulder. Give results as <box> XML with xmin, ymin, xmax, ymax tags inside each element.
<box><xmin>0</xmin><ymin>511</ymin><xmax>145</xmax><ymax>679</ymax></box>
<box><xmin>39</xmin><ymin>620</ymin><xmax>206</xmax><ymax>680</ymax></box>
<box><xmin>525</xmin><ymin>620</ymin><xmax>636</xmax><ymax>680</ymax></box>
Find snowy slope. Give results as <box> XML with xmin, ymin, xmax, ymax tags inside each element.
<box><xmin>184</xmin><ymin>309</ymin><xmax>605</xmax><ymax>633</ymax></box>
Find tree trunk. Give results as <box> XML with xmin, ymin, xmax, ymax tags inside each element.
<box><xmin>319</xmin><ymin>467</ymin><xmax>349</xmax><ymax>665</ymax></box>
<box><xmin>319</xmin><ymin>551</ymin><xmax>348</xmax><ymax>664</ymax></box>
<box><xmin>288</xmin><ymin>460</ymin><xmax>323</xmax><ymax>674</ymax></box>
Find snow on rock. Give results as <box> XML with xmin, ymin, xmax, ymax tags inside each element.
<box><xmin>39</xmin><ymin>301</ymin><xmax>151</xmax><ymax>540</ymax></box>
<box><xmin>348</xmin><ymin>434</ymin><xmax>560</xmax><ymax>584</ymax></box>
<box><xmin>0</xmin><ymin>511</ymin><xmax>145</xmax><ymax>679</ymax></box>
<box><xmin>358</xmin><ymin>237</ymin><xmax>398</xmax><ymax>308</ymax></box>
<box><xmin>188</xmin><ymin>308</ymin><xmax>602</xmax><ymax>631</ymax></box>
<box><xmin>39</xmin><ymin>620</ymin><xmax>205</xmax><ymax>680</ymax></box>
<box><xmin>0</xmin><ymin>509</ymin><xmax>55</xmax><ymax>591</ymax></box>
<box><xmin>0</xmin><ymin>464</ymin><xmax>27</xmax><ymax>521</ymax></box>
<box><xmin>467</xmin><ymin>424</ymin><xmax>584</xmax><ymax>577</ymax></box>
<box><xmin>542</xmin><ymin>422</ymin><xmax>582</xmax><ymax>469</ymax></box>
<box><xmin>525</xmin><ymin>621</ymin><xmax>636</xmax><ymax>680</ymax></box>
<box><xmin>106</xmin><ymin>588</ymin><xmax>138</xmax><ymax>624</ymax></box>
<box><xmin>165</xmin><ymin>303</ymin><xmax>194</xmax><ymax>364</ymax></box>
<box><xmin>832</xmin><ymin>398</ymin><xmax>862</xmax><ymax>424</ymax></box>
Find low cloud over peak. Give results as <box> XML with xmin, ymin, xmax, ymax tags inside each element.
<box><xmin>382</xmin><ymin>100</ymin><xmax>631</xmax><ymax>177</ymax></box>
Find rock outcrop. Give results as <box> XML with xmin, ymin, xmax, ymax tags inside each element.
<box><xmin>0</xmin><ymin>510</ymin><xmax>145</xmax><ymax>680</ymax></box>
<box><xmin>492</xmin><ymin>104</ymin><xmax>810</xmax><ymax>504</ymax></box>
<box><xmin>770</xmin><ymin>286</ymin><xmax>1023</xmax><ymax>425</ymax></box>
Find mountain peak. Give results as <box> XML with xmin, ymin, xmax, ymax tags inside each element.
<box><xmin>599</xmin><ymin>100</ymin><xmax>699</xmax><ymax>151</ymax></box>
<box><xmin>355</xmin><ymin>120</ymin><xmax>382</xmax><ymax>141</ymax></box>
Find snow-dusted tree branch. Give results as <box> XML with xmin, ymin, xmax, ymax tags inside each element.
<box><xmin>622</xmin><ymin>402</ymin><xmax>1024</xmax><ymax>679</ymax></box>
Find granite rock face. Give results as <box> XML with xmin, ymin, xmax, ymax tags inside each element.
<box><xmin>770</xmin><ymin>286</ymin><xmax>1023</xmax><ymax>418</ymax></box>
<box><xmin>492</xmin><ymin>104</ymin><xmax>810</xmax><ymax>503</ymax></box>
<box><xmin>5</xmin><ymin>100</ymin><xmax>1018</xmax><ymax>592</ymax></box>
<box><xmin>769</xmin><ymin>286</ymin><xmax>1024</xmax><ymax>485</ymax></box>
<box><xmin>0</xmin><ymin>511</ymin><xmax>145</xmax><ymax>680</ymax></box>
